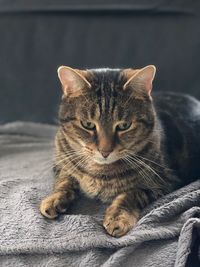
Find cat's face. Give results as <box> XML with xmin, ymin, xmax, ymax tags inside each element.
<box><xmin>58</xmin><ymin>66</ymin><xmax>156</xmax><ymax>166</ymax></box>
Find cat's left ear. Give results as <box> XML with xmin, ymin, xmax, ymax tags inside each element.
<box><xmin>123</xmin><ymin>65</ymin><xmax>156</xmax><ymax>95</ymax></box>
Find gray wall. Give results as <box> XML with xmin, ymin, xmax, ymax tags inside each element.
<box><xmin>1</xmin><ymin>1</ymin><xmax>200</xmax><ymax>123</ymax></box>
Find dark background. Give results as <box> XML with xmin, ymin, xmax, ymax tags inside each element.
<box><xmin>1</xmin><ymin>0</ymin><xmax>200</xmax><ymax>124</ymax></box>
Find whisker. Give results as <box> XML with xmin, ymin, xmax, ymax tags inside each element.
<box><xmin>124</xmin><ymin>156</ymin><xmax>153</xmax><ymax>184</ymax></box>
<box><xmin>127</xmin><ymin>152</ymin><xmax>170</xmax><ymax>170</ymax></box>
<box><xmin>122</xmin><ymin>157</ymin><xmax>147</xmax><ymax>182</ymax></box>
<box><xmin>125</xmin><ymin>152</ymin><xmax>167</xmax><ymax>187</ymax></box>
<box><xmin>132</xmin><ymin>155</ymin><xmax>166</xmax><ymax>184</ymax></box>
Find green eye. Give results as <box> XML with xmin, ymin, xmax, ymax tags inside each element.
<box><xmin>116</xmin><ymin>122</ymin><xmax>132</xmax><ymax>131</ymax></box>
<box><xmin>81</xmin><ymin>121</ymin><xmax>96</xmax><ymax>130</ymax></box>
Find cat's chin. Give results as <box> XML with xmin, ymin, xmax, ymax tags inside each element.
<box><xmin>92</xmin><ymin>157</ymin><xmax>118</xmax><ymax>165</ymax></box>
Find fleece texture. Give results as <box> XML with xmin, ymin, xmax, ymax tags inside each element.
<box><xmin>0</xmin><ymin>122</ymin><xmax>199</xmax><ymax>267</ymax></box>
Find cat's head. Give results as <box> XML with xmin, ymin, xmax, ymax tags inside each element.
<box><xmin>57</xmin><ymin>66</ymin><xmax>156</xmax><ymax>165</ymax></box>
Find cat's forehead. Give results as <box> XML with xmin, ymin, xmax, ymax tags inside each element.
<box><xmin>77</xmin><ymin>69</ymin><xmax>132</xmax><ymax>120</ymax></box>
<box><xmin>60</xmin><ymin>68</ymin><xmax>131</xmax><ymax>122</ymax></box>
<box><xmin>88</xmin><ymin>68</ymin><xmax>123</xmax><ymax>82</ymax></box>
<box><xmin>86</xmin><ymin>68</ymin><xmax>125</xmax><ymax>93</ymax></box>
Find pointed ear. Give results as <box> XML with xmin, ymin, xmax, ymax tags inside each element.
<box><xmin>57</xmin><ymin>66</ymin><xmax>91</xmax><ymax>97</ymax></box>
<box><xmin>123</xmin><ymin>65</ymin><xmax>156</xmax><ymax>95</ymax></box>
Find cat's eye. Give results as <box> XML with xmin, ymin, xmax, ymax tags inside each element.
<box><xmin>116</xmin><ymin>122</ymin><xmax>132</xmax><ymax>131</ymax></box>
<box><xmin>81</xmin><ymin>121</ymin><xmax>96</xmax><ymax>130</ymax></box>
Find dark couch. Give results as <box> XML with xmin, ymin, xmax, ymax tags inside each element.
<box><xmin>1</xmin><ymin>0</ymin><xmax>200</xmax><ymax>123</ymax></box>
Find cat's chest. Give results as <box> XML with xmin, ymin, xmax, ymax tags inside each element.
<box><xmin>76</xmin><ymin>174</ymin><xmax>136</xmax><ymax>202</ymax></box>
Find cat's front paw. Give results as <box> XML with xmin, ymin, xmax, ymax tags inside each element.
<box><xmin>103</xmin><ymin>208</ymin><xmax>139</xmax><ymax>237</ymax></box>
<box><xmin>40</xmin><ymin>192</ymin><xmax>69</xmax><ymax>219</ymax></box>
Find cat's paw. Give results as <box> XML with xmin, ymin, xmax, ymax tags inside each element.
<box><xmin>40</xmin><ymin>192</ymin><xmax>69</xmax><ymax>219</ymax></box>
<box><xmin>103</xmin><ymin>208</ymin><xmax>139</xmax><ymax>237</ymax></box>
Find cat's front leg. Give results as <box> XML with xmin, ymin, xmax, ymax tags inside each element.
<box><xmin>103</xmin><ymin>192</ymin><xmax>142</xmax><ymax>237</ymax></box>
<box><xmin>40</xmin><ymin>172</ymin><xmax>79</xmax><ymax>219</ymax></box>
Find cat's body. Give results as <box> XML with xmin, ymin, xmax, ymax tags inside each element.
<box><xmin>40</xmin><ymin>66</ymin><xmax>200</xmax><ymax>237</ymax></box>
<box><xmin>153</xmin><ymin>92</ymin><xmax>200</xmax><ymax>184</ymax></box>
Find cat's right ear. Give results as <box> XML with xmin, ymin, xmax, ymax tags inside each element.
<box><xmin>57</xmin><ymin>66</ymin><xmax>91</xmax><ymax>97</ymax></box>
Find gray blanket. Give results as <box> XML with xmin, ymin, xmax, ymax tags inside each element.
<box><xmin>0</xmin><ymin>122</ymin><xmax>199</xmax><ymax>267</ymax></box>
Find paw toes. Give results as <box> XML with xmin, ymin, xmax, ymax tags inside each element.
<box><xmin>40</xmin><ymin>198</ymin><xmax>58</xmax><ymax>219</ymax></box>
<box><xmin>40</xmin><ymin>192</ymin><xmax>69</xmax><ymax>219</ymax></box>
<box><xmin>104</xmin><ymin>220</ymin><xmax>130</xmax><ymax>237</ymax></box>
<box><xmin>44</xmin><ymin>207</ymin><xmax>58</xmax><ymax>219</ymax></box>
<box><xmin>103</xmin><ymin>210</ymin><xmax>138</xmax><ymax>237</ymax></box>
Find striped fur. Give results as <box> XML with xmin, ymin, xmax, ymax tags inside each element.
<box><xmin>40</xmin><ymin>67</ymin><xmax>200</xmax><ymax>237</ymax></box>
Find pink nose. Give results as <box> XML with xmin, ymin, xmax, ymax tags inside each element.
<box><xmin>99</xmin><ymin>150</ymin><xmax>112</xmax><ymax>158</ymax></box>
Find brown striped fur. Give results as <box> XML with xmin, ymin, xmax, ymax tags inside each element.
<box><xmin>40</xmin><ymin>65</ymin><xmax>200</xmax><ymax>237</ymax></box>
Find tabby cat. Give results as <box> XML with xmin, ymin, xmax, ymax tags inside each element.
<box><xmin>40</xmin><ymin>65</ymin><xmax>200</xmax><ymax>237</ymax></box>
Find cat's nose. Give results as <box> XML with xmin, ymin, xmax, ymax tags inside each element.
<box><xmin>99</xmin><ymin>150</ymin><xmax>112</xmax><ymax>158</ymax></box>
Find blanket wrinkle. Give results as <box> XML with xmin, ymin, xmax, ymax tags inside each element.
<box><xmin>0</xmin><ymin>122</ymin><xmax>199</xmax><ymax>267</ymax></box>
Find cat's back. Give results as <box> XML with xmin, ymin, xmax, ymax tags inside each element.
<box><xmin>153</xmin><ymin>92</ymin><xmax>200</xmax><ymax>183</ymax></box>
<box><xmin>153</xmin><ymin>92</ymin><xmax>200</xmax><ymax>121</ymax></box>
<box><xmin>153</xmin><ymin>92</ymin><xmax>200</xmax><ymax>138</ymax></box>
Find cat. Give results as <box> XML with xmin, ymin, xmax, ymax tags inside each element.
<box><xmin>40</xmin><ymin>65</ymin><xmax>200</xmax><ymax>237</ymax></box>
